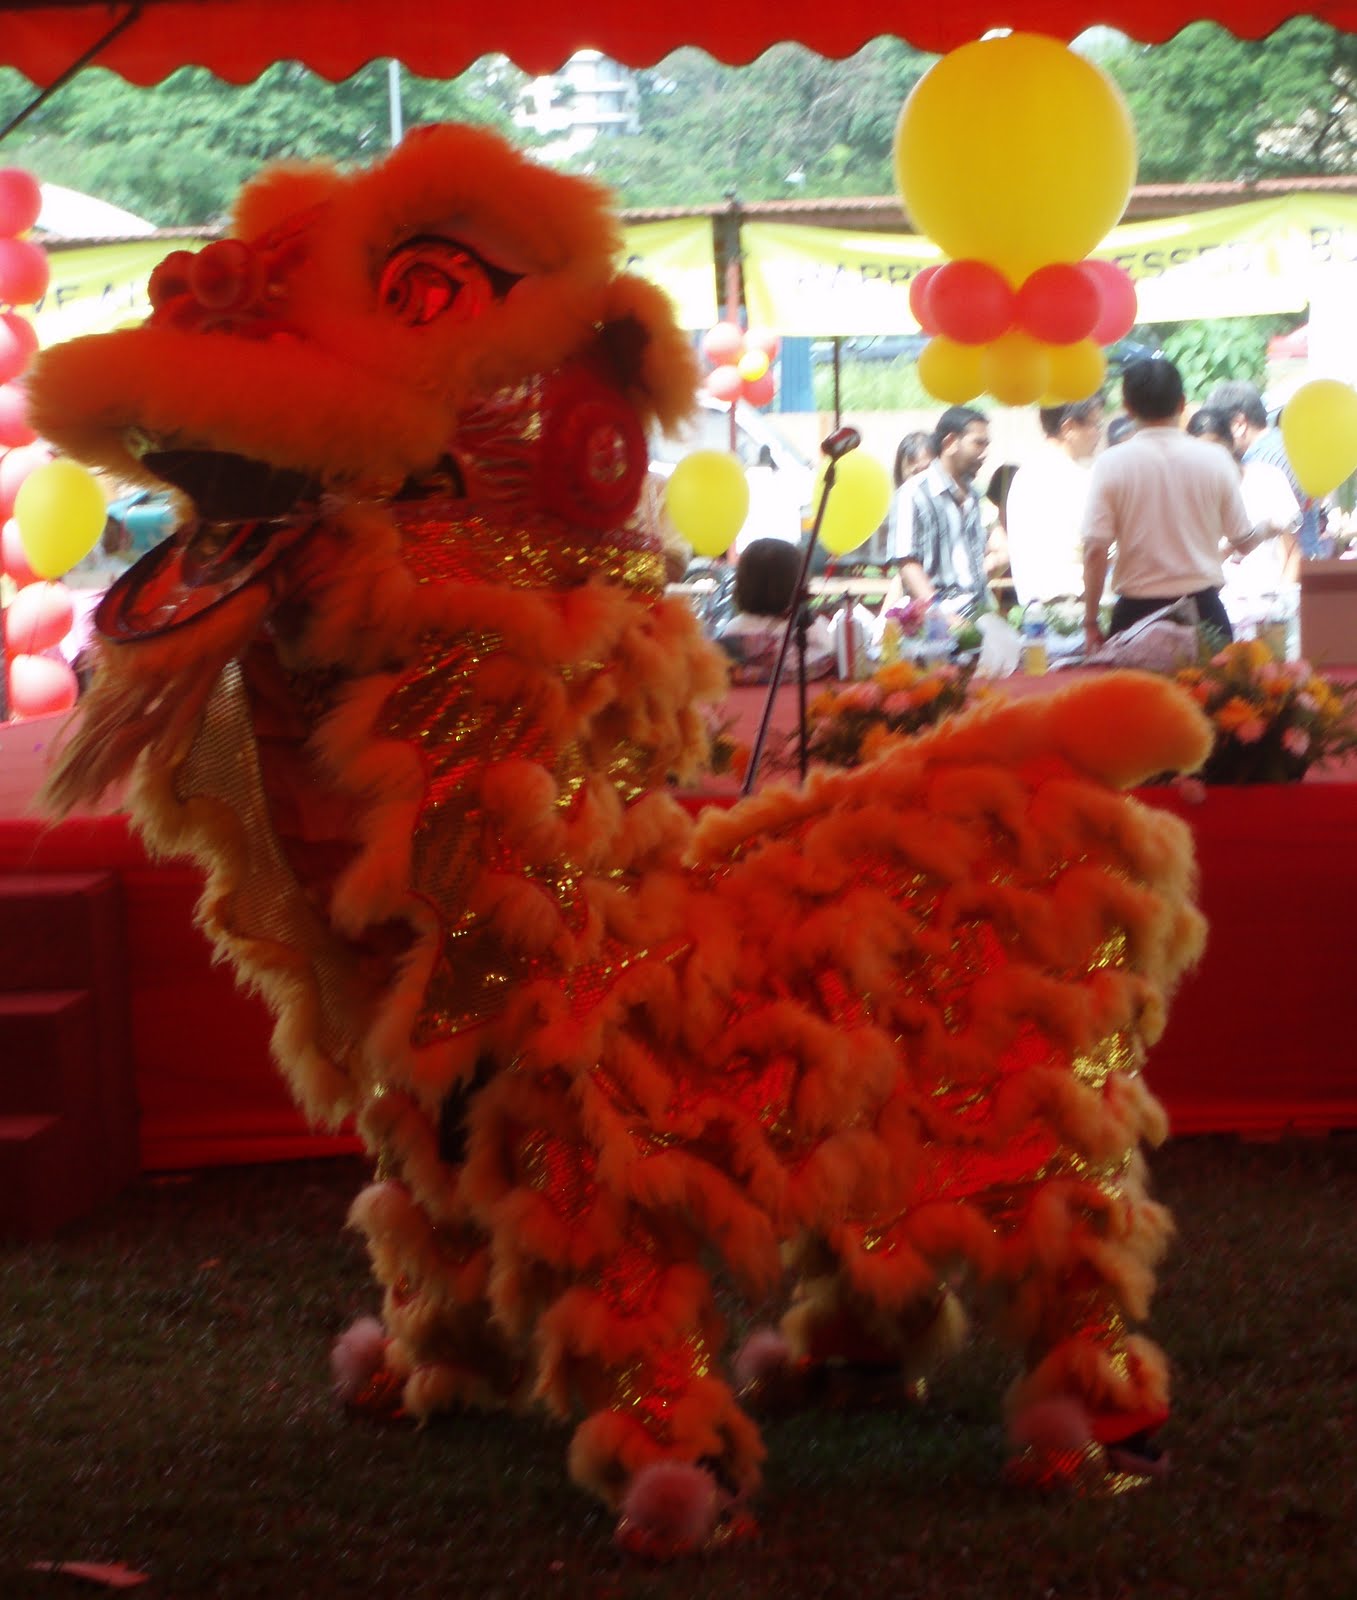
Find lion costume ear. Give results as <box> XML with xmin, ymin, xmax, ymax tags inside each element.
<box><xmin>594</xmin><ymin>272</ymin><xmax>700</xmax><ymax>437</ymax></box>
<box><xmin>231</xmin><ymin>162</ymin><xmax>346</xmax><ymax>243</ymax></box>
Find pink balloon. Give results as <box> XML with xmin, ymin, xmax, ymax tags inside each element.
<box><xmin>0</xmin><ymin>237</ymin><xmax>49</xmax><ymax>307</ymax></box>
<box><xmin>5</xmin><ymin>579</ymin><xmax>75</xmax><ymax>654</ymax></box>
<box><xmin>744</xmin><ymin>325</ymin><xmax>781</xmax><ymax>362</ymax></box>
<box><xmin>702</xmin><ymin>320</ymin><xmax>745</xmax><ymax>367</ymax></box>
<box><xmin>7</xmin><ymin>651</ymin><xmax>79</xmax><ymax>719</ymax></box>
<box><xmin>0</xmin><ymin>382</ymin><xmax>36</xmax><ymax>448</ymax></box>
<box><xmin>705</xmin><ymin>363</ymin><xmax>743</xmax><ymax>403</ymax></box>
<box><xmin>1080</xmin><ymin>259</ymin><xmax>1139</xmax><ymax>345</ymax></box>
<box><xmin>908</xmin><ymin>264</ymin><xmax>942</xmax><ymax>334</ymax></box>
<box><xmin>0</xmin><ymin>169</ymin><xmax>43</xmax><ymax>238</ymax></box>
<box><xmin>2</xmin><ymin>514</ymin><xmax>38</xmax><ymax>585</ymax></box>
<box><xmin>1014</xmin><ymin>263</ymin><xmax>1101</xmax><ymax>345</ymax></box>
<box><xmin>0</xmin><ymin>313</ymin><xmax>38</xmax><ymax>386</ymax></box>
<box><xmin>927</xmin><ymin>260</ymin><xmax>1016</xmax><ymax>346</ymax></box>
<box><xmin>0</xmin><ymin>442</ymin><xmax>53</xmax><ymax>519</ymax></box>
<box><xmin>741</xmin><ymin>370</ymin><xmax>776</xmax><ymax>407</ymax></box>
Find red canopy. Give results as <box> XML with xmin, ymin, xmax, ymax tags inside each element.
<box><xmin>1</xmin><ymin>1</ymin><xmax>1355</xmax><ymax>87</ymax></box>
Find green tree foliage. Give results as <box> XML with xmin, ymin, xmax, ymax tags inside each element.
<box><xmin>1097</xmin><ymin>19</ymin><xmax>1357</xmax><ymax>182</ymax></box>
<box><xmin>1135</xmin><ymin>314</ymin><xmax>1295</xmax><ymax>398</ymax></box>
<box><xmin>559</xmin><ymin>41</ymin><xmax>934</xmax><ymax>207</ymax></box>
<box><xmin>0</xmin><ymin>58</ymin><xmax>524</xmax><ymax>225</ymax></box>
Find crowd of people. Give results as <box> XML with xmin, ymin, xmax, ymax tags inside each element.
<box><xmin>696</xmin><ymin>355</ymin><xmax>1331</xmax><ymax>684</ymax></box>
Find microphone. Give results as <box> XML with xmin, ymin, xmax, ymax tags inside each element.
<box><xmin>821</xmin><ymin>426</ymin><xmax>861</xmax><ymax>461</ymax></box>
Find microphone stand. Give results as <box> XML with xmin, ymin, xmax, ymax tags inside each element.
<box><xmin>741</xmin><ymin>436</ymin><xmax>857</xmax><ymax>795</ymax></box>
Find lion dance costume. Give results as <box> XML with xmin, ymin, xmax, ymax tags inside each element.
<box><xmin>33</xmin><ymin>126</ymin><xmax>1211</xmax><ymax>1555</ymax></box>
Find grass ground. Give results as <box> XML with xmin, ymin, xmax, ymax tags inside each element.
<box><xmin>4</xmin><ymin>1134</ymin><xmax>1355</xmax><ymax>1599</ymax></box>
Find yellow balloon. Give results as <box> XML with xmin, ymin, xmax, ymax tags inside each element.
<box><xmin>1280</xmin><ymin>378</ymin><xmax>1357</xmax><ymax>498</ymax></box>
<box><xmin>814</xmin><ymin>451</ymin><xmax>892</xmax><ymax>556</ymax></box>
<box><xmin>894</xmin><ymin>35</ymin><xmax>1136</xmax><ymax>281</ymax></box>
<box><xmin>14</xmin><ymin>458</ymin><xmax>108</xmax><ymax>580</ymax></box>
<box><xmin>663</xmin><ymin>450</ymin><xmax>750</xmax><ymax>557</ymax></box>
<box><xmin>917</xmin><ymin>336</ymin><xmax>984</xmax><ymax>405</ymax></box>
<box><xmin>736</xmin><ymin>348</ymin><xmax>770</xmax><ymax>383</ymax></box>
<box><xmin>980</xmin><ymin>331</ymin><xmax>1050</xmax><ymax>407</ymax></box>
<box><xmin>1041</xmin><ymin>340</ymin><xmax>1107</xmax><ymax>404</ymax></box>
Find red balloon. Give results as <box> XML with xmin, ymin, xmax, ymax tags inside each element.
<box><xmin>908</xmin><ymin>264</ymin><xmax>942</xmax><ymax>334</ymax></box>
<box><xmin>1014</xmin><ymin>263</ymin><xmax>1101</xmax><ymax>345</ymax></box>
<box><xmin>2</xmin><ymin>514</ymin><xmax>39</xmax><ymax>586</ymax></box>
<box><xmin>0</xmin><ymin>382</ymin><xmax>36</xmax><ymax>448</ymax></box>
<box><xmin>0</xmin><ymin>169</ymin><xmax>43</xmax><ymax>238</ymax></box>
<box><xmin>744</xmin><ymin>326</ymin><xmax>781</xmax><ymax>362</ymax></box>
<box><xmin>1080</xmin><ymin>259</ymin><xmax>1139</xmax><ymax>345</ymax></box>
<box><xmin>702</xmin><ymin>320</ymin><xmax>745</xmax><ymax>367</ymax></box>
<box><xmin>4</xmin><ymin>578</ymin><xmax>75</xmax><ymax>654</ymax></box>
<box><xmin>0</xmin><ymin>237</ymin><xmax>49</xmax><ymax>307</ymax></box>
<box><xmin>927</xmin><ymin>260</ymin><xmax>1016</xmax><ymax>345</ymax></box>
<box><xmin>705</xmin><ymin>363</ymin><xmax>743</xmax><ymax>403</ymax></box>
<box><xmin>7</xmin><ymin>652</ymin><xmax>79</xmax><ymax>719</ymax></box>
<box><xmin>0</xmin><ymin>312</ymin><xmax>38</xmax><ymax>386</ymax></box>
<box><xmin>741</xmin><ymin>370</ymin><xmax>776</xmax><ymax>407</ymax></box>
<box><xmin>0</xmin><ymin>441</ymin><xmax>52</xmax><ymax>518</ymax></box>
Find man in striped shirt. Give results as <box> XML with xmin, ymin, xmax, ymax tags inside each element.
<box><xmin>888</xmin><ymin>404</ymin><xmax>993</xmax><ymax>618</ymax></box>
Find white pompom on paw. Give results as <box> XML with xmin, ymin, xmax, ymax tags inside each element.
<box><xmin>330</xmin><ymin>1315</ymin><xmax>389</xmax><ymax>1403</ymax></box>
<box><xmin>732</xmin><ymin>1326</ymin><xmax>793</xmax><ymax>1392</ymax></box>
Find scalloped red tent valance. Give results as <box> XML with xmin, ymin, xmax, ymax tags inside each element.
<box><xmin>1</xmin><ymin>1</ymin><xmax>1356</xmax><ymax>88</ymax></box>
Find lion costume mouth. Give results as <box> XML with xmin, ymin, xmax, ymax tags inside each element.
<box><xmin>133</xmin><ymin>437</ymin><xmax>323</xmax><ymax>524</ymax></box>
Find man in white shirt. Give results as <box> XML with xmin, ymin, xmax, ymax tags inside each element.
<box><xmin>888</xmin><ymin>405</ymin><xmax>992</xmax><ymax>618</ymax></box>
<box><xmin>1005</xmin><ymin>397</ymin><xmax>1104</xmax><ymax>605</ymax></box>
<box><xmin>1082</xmin><ymin>357</ymin><xmax>1254</xmax><ymax>653</ymax></box>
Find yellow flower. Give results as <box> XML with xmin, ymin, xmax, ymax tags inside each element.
<box><xmin>1213</xmin><ymin>696</ymin><xmax>1260</xmax><ymax>733</ymax></box>
<box><xmin>1243</xmin><ymin>639</ymin><xmax>1273</xmax><ymax>673</ymax></box>
<box><xmin>874</xmin><ymin>661</ymin><xmax>919</xmax><ymax>694</ymax></box>
<box><xmin>860</xmin><ymin>724</ymin><xmax>900</xmax><ymax>761</ymax></box>
<box><xmin>910</xmin><ymin>677</ymin><xmax>945</xmax><ymax>706</ymax></box>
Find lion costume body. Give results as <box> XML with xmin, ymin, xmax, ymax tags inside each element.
<box><xmin>32</xmin><ymin>125</ymin><xmax>1211</xmax><ymax>1553</ymax></box>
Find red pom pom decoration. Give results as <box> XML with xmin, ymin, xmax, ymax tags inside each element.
<box><xmin>1014</xmin><ymin>263</ymin><xmax>1101</xmax><ymax>345</ymax></box>
<box><xmin>926</xmin><ymin>260</ymin><xmax>1015</xmax><ymax>345</ymax></box>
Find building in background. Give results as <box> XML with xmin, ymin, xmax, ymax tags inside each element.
<box><xmin>514</xmin><ymin>51</ymin><xmax>640</xmax><ymax>160</ymax></box>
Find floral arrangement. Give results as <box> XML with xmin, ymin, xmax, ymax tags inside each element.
<box><xmin>798</xmin><ymin>657</ymin><xmax>979</xmax><ymax>769</ymax></box>
<box><xmin>1175</xmin><ymin>639</ymin><xmax>1357</xmax><ymax>784</ymax></box>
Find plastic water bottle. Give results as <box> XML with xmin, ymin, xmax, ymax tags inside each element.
<box><xmin>1020</xmin><ymin>602</ymin><xmax>1048</xmax><ymax>675</ymax></box>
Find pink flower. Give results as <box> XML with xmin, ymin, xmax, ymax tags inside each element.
<box><xmin>1297</xmin><ymin>693</ymin><xmax>1319</xmax><ymax>714</ymax></box>
<box><xmin>882</xmin><ymin>692</ymin><xmax>914</xmax><ymax>716</ymax></box>
<box><xmin>836</xmin><ymin>683</ymin><xmax>879</xmax><ymax>711</ymax></box>
<box><xmin>1173</xmin><ymin>775</ymin><xmax>1208</xmax><ymax>804</ymax></box>
<box><xmin>1282</xmin><ymin>726</ymin><xmax>1311</xmax><ymax>758</ymax></box>
<box><xmin>1236</xmin><ymin>717</ymin><xmax>1267</xmax><ymax>744</ymax></box>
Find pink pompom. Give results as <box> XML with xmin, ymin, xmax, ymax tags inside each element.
<box><xmin>615</xmin><ymin>1461</ymin><xmax>720</xmax><ymax>1559</ymax></box>
<box><xmin>732</xmin><ymin>1325</ymin><xmax>792</xmax><ymax>1391</ymax></box>
<box><xmin>330</xmin><ymin>1315</ymin><xmax>388</xmax><ymax>1402</ymax></box>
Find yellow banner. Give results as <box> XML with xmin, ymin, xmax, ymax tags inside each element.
<box><xmin>621</xmin><ymin>217</ymin><xmax>718</xmax><ymax>330</ymax></box>
<box><xmin>31</xmin><ymin>240</ymin><xmax>206</xmax><ymax>347</ymax></box>
<box><xmin>742</xmin><ymin>194</ymin><xmax>1357</xmax><ymax>335</ymax></box>
<box><xmin>29</xmin><ymin>220</ymin><xmax>716</xmax><ymax>347</ymax></box>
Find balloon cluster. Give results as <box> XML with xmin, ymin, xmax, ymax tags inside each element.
<box><xmin>662</xmin><ymin>445</ymin><xmax>892</xmax><ymax>562</ymax></box>
<box><xmin>0</xmin><ymin>168</ymin><xmax>107</xmax><ymax>720</ymax></box>
<box><xmin>894</xmin><ymin>34</ymin><xmax>1139</xmax><ymax>407</ymax></box>
<box><xmin>701</xmin><ymin>321</ymin><xmax>780</xmax><ymax>409</ymax></box>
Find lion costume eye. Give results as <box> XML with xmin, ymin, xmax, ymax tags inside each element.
<box><xmin>378</xmin><ymin>238</ymin><xmax>517</xmax><ymax>327</ymax></box>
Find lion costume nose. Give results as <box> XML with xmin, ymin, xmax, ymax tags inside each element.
<box><xmin>148</xmin><ymin>239</ymin><xmax>283</xmax><ymax>334</ymax></box>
